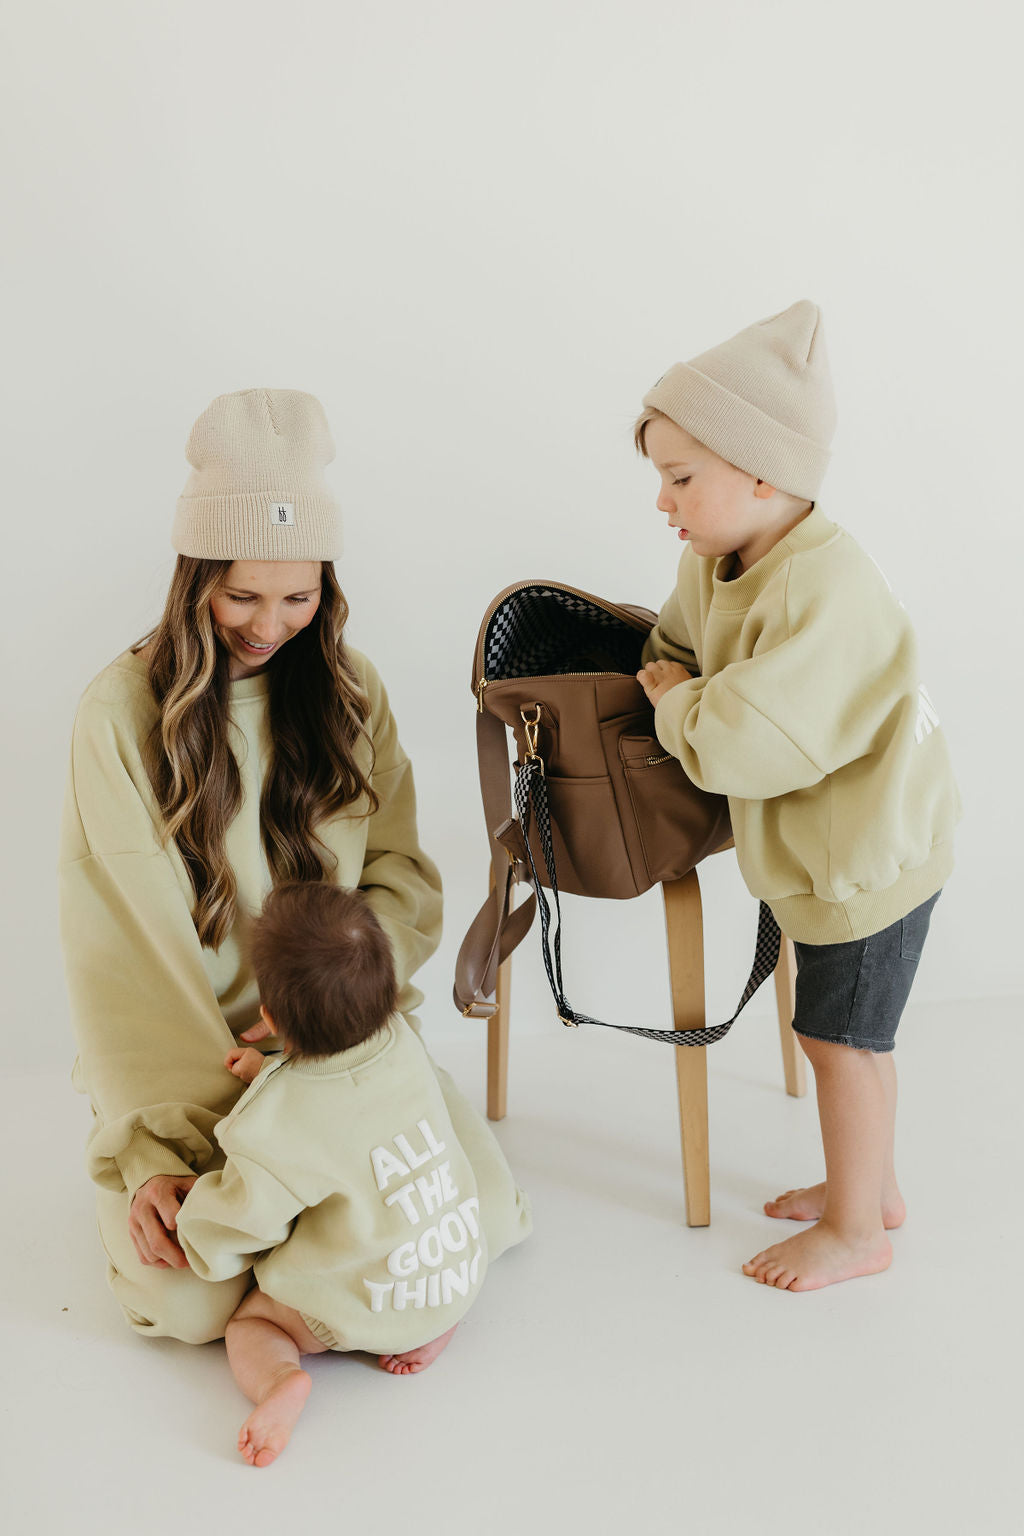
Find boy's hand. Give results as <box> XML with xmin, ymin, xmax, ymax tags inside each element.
<box><xmin>225</xmin><ymin>1047</ymin><xmax>268</xmax><ymax>1085</ymax></box>
<box><xmin>637</xmin><ymin>659</ymin><xmax>693</xmax><ymax>707</ymax></box>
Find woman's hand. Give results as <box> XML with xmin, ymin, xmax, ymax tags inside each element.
<box><xmin>224</xmin><ymin>1046</ymin><xmax>267</xmax><ymax>1085</ymax></box>
<box><xmin>128</xmin><ymin>1174</ymin><xmax>198</xmax><ymax>1269</ymax></box>
<box><xmin>636</xmin><ymin>659</ymin><xmax>693</xmax><ymax>707</ymax></box>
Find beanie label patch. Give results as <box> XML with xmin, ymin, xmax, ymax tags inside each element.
<box><xmin>270</xmin><ymin>501</ymin><xmax>295</xmax><ymax>526</ymax></box>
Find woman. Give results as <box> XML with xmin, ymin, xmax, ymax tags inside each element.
<box><xmin>59</xmin><ymin>387</ymin><xmax>529</xmax><ymax>1343</ymax></box>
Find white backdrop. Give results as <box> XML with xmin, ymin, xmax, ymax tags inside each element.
<box><xmin>4</xmin><ymin>0</ymin><xmax>1021</xmax><ymax>1076</ymax></box>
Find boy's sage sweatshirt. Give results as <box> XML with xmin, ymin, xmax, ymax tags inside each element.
<box><xmin>59</xmin><ymin>646</ymin><xmax>443</xmax><ymax>1200</ymax></box>
<box><xmin>641</xmin><ymin>504</ymin><xmax>960</xmax><ymax>943</ymax></box>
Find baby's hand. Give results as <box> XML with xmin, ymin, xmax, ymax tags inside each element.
<box><xmin>225</xmin><ymin>1047</ymin><xmax>267</xmax><ymax>1085</ymax></box>
<box><xmin>636</xmin><ymin>659</ymin><xmax>693</xmax><ymax>707</ymax></box>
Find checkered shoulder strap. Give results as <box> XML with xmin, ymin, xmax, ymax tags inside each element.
<box><xmin>513</xmin><ymin>759</ymin><xmax>782</xmax><ymax>1046</ymax></box>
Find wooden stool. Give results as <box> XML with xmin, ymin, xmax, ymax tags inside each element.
<box><xmin>485</xmin><ymin>858</ymin><xmax>806</xmax><ymax>1227</ymax></box>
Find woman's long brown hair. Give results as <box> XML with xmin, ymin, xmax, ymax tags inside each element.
<box><xmin>134</xmin><ymin>558</ymin><xmax>378</xmax><ymax>949</ymax></box>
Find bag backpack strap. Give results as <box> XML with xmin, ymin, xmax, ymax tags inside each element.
<box><xmin>453</xmin><ymin>707</ymin><xmax>538</xmax><ymax>1018</ymax></box>
<box><xmin>513</xmin><ymin>758</ymin><xmax>782</xmax><ymax>1047</ymax></box>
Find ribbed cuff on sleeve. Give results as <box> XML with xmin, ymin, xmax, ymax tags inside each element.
<box><xmin>115</xmin><ymin>1129</ymin><xmax>195</xmax><ymax>1202</ymax></box>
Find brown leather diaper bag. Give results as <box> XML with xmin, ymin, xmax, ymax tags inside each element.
<box><xmin>453</xmin><ymin>580</ymin><xmax>781</xmax><ymax>1047</ymax></box>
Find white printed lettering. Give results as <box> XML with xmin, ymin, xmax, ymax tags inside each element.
<box><xmin>417</xmin><ymin>1226</ymin><xmax>445</xmax><ymax>1268</ymax></box>
<box><xmin>439</xmin><ymin>1211</ymin><xmax>468</xmax><ymax>1254</ymax></box>
<box><xmin>394</xmin><ymin>1276</ymin><xmax>428</xmax><ymax>1310</ymax></box>
<box><xmin>440</xmin><ymin>1261</ymin><xmax>470</xmax><ymax>1303</ymax></box>
<box><xmin>363</xmin><ymin>1278</ymin><xmax>395</xmax><ymax>1313</ymax></box>
<box><xmin>393</xmin><ymin>1131</ymin><xmax>435</xmax><ymax>1171</ymax></box>
<box><xmin>370</xmin><ymin>1145</ymin><xmax>411</xmax><ymax>1191</ymax></box>
<box><xmin>415</xmin><ymin>1167</ymin><xmax>445</xmax><ymax>1217</ymax></box>
<box><xmin>384</xmin><ymin>1182</ymin><xmax>422</xmax><ymax>1225</ymax></box>
<box><xmin>386</xmin><ymin>1241</ymin><xmax>419</xmax><ymax>1279</ymax></box>
<box><xmin>418</xmin><ymin>1119</ymin><xmax>447</xmax><ymax>1158</ymax></box>
<box><xmin>458</xmin><ymin>1197</ymin><xmax>481</xmax><ymax>1239</ymax></box>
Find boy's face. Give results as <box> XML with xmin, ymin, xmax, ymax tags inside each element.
<box><xmin>644</xmin><ymin>415</ymin><xmax>780</xmax><ymax>572</ymax></box>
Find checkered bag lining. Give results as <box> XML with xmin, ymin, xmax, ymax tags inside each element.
<box><xmin>484</xmin><ymin>586</ymin><xmax>645</xmax><ymax>680</ymax></box>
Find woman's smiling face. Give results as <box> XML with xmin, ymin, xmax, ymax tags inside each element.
<box><xmin>209</xmin><ymin>560</ymin><xmax>322</xmax><ymax>678</ymax></box>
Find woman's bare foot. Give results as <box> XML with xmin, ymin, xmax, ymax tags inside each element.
<box><xmin>238</xmin><ymin>1368</ymin><xmax>312</xmax><ymax>1467</ymax></box>
<box><xmin>764</xmin><ymin>1180</ymin><xmax>906</xmax><ymax>1229</ymax></box>
<box><xmin>380</xmin><ymin>1324</ymin><xmax>458</xmax><ymax>1375</ymax></box>
<box><xmin>743</xmin><ymin>1222</ymin><xmax>893</xmax><ymax>1291</ymax></box>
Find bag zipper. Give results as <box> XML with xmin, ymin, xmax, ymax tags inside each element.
<box><xmin>477</xmin><ymin>669</ymin><xmax>617</xmax><ymax>712</ymax></box>
<box><xmin>474</xmin><ymin>579</ymin><xmax>653</xmax><ymax>712</ymax></box>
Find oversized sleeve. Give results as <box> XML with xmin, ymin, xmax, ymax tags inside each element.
<box><xmin>59</xmin><ymin>686</ymin><xmax>242</xmax><ymax>1197</ymax></box>
<box><xmin>640</xmin><ymin>553</ymin><xmax>699</xmax><ymax>672</ymax></box>
<box><xmin>355</xmin><ymin>656</ymin><xmax>444</xmax><ymax>1020</ymax></box>
<box><xmin>652</xmin><ymin>564</ymin><xmax>918</xmax><ymax>800</ymax></box>
<box><xmin>176</xmin><ymin>1151</ymin><xmax>303</xmax><ymax>1282</ymax></box>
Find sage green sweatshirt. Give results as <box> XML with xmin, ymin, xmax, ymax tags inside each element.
<box><xmin>59</xmin><ymin>646</ymin><xmax>443</xmax><ymax>1199</ymax></box>
<box><xmin>177</xmin><ymin>1014</ymin><xmax>530</xmax><ymax>1353</ymax></box>
<box><xmin>641</xmin><ymin>505</ymin><xmax>961</xmax><ymax>943</ymax></box>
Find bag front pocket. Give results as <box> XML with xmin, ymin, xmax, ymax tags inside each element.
<box><xmin>516</xmin><ymin>767</ymin><xmax>640</xmax><ymax>898</ymax></box>
<box><xmin>618</xmin><ymin>734</ymin><xmax>728</xmax><ymax>886</ymax></box>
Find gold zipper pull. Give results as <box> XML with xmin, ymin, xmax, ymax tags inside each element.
<box><xmin>476</xmin><ymin>677</ymin><xmax>488</xmax><ymax>713</ymax></box>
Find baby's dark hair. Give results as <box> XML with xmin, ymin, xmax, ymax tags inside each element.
<box><xmin>249</xmin><ymin>881</ymin><xmax>398</xmax><ymax>1057</ymax></box>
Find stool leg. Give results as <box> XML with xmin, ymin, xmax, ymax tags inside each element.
<box><xmin>663</xmin><ymin>872</ymin><xmax>710</xmax><ymax>1228</ymax></box>
<box><xmin>486</xmin><ymin>865</ymin><xmax>510</xmax><ymax>1122</ymax></box>
<box><xmin>773</xmin><ymin>935</ymin><xmax>807</xmax><ymax>1097</ymax></box>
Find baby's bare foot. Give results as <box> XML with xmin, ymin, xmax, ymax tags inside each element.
<box><xmin>380</xmin><ymin>1324</ymin><xmax>458</xmax><ymax>1375</ymax></box>
<box><xmin>764</xmin><ymin>1181</ymin><xmax>906</xmax><ymax>1228</ymax></box>
<box><xmin>742</xmin><ymin>1222</ymin><xmax>893</xmax><ymax>1291</ymax></box>
<box><xmin>238</xmin><ymin>1369</ymin><xmax>311</xmax><ymax>1467</ymax></box>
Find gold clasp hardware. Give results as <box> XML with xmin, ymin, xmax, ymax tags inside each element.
<box><xmin>520</xmin><ymin>705</ymin><xmax>543</xmax><ymax>765</ymax></box>
<box><xmin>558</xmin><ymin>1014</ymin><xmax>579</xmax><ymax>1029</ymax></box>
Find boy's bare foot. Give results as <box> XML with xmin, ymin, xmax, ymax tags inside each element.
<box><xmin>764</xmin><ymin>1180</ymin><xmax>906</xmax><ymax>1229</ymax></box>
<box><xmin>238</xmin><ymin>1368</ymin><xmax>312</xmax><ymax>1467</ymax></box>
<box><xmin>742</xmin><ymin>1222</ymin><xmax>893</xmax><ymax>1291</ymax></box>
<box><xmin>379</xmin><ymin>1324</ymin><xmax>458</xmax><ymax>1375</ymax></box>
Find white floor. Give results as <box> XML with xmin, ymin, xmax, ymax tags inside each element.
<box><xmin>4</xmin><ymin>996</ymin><xmax>1019</xmax><ymax>1536</ymax></box>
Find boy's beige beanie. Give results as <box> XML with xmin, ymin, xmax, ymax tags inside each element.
<box><xmin>642</xmin><ymin>299</ymin><xmax>836</xmax><ymax>500</ymax></box>
<box><xmin>172</xmin><ymin>388</ymin><xmax>342</xmax><ymax>560</ymax></box>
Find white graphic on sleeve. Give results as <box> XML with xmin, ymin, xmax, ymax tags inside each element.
<box><xmin>363</xmin><ymin>1119</ymin><xmax>483</xmax><ymax>1313</ymax></box>
<box><xmin>864</xmin><ymin>555</ymin><xmax>941</xmax><ymax>747</ymax></box>
<box><xmin>864</xmin><ymin>551</ymin><xmax>907</xmax><ymax>612</ymax></box>
<box><xmin>914</xmin><ymin>684</ymin><xmax>940</xmax><ymax>743</ymax></box>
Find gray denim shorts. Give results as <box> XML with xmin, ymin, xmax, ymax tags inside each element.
<box><xmin>790</xmin><ymin>889</ymin><xmax>943</xmax><ymax>1053</ymax></box>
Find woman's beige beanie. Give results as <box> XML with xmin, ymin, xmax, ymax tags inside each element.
<box><xmin>642</xmin><ymin>299</ymin><xmax>837</xmax><ymax>500</ymax></box>
<box><xmin>172</xmin><ymin>388</ymin><xmax>342</xmax><ymax>560</ymax></box>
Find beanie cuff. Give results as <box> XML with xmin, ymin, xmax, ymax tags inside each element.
<box><xmin>171</xmin><ymin>493</ymin><xmax>342</xmax><ymax>561</ymax></box>
<box><xmin>643</xmin><ymin>363</ymin><xmax>830</xmax><ymax>501</ymax></box>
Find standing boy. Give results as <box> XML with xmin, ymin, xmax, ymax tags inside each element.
<box><xmin>634</xmin><ymin>299</ymin><xmax>960</xmax><ymax>1291</ymax></box>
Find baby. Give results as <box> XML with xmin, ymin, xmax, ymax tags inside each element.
<box><xmin>177</xmin><ymin>880</ymin><xmax>530</xmax><ymax>1466</ymax></box>
<box><xmin>634</xmin><ymin>299</ymin><xmax>960</xmax><ymax>1292</ymax></box>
